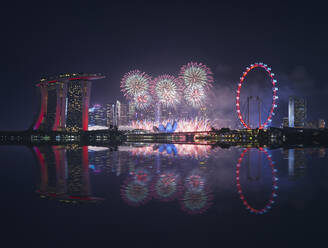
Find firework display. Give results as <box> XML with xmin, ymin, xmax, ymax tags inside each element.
<box><xmin>179</xmin><ymin>62</ymin><xmax>213</xmax><ymax>108</ymax></box>
<box><xmin>184</xmin><ymin>85</ymin><xmax>206</xmax><ymax>108</ymax></box>
<box><xmin>151</xmin><ymin>74</ymin><xmax>181</xmax><ymax>108</ymax></box>
<box><xmin>130</xmin><ymin>117</ymin><xmax>211</xmax><ymax>133</ymax></box>
<box><xmin>133</xmin><ymin>93</ymin><xmax>152</xmax><ymax>110</ymax></box>
<box><xmin>121</xmin><ymin>70</ymin><xmax>152</xmax><ymax>98</ymax></box>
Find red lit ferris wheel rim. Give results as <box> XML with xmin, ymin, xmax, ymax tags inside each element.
<box><xmin>236</xmin><ymin>62</ymin><xmax>278</xmax><ymax>129</ymax></box>
<box><xmin>236</xmin><ymin>148</ymin><xmax>278</xmax><ymax>214</ymax></box>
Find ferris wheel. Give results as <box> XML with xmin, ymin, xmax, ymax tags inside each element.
<box><xmin>236</xmin><ymin>62</ymin><xmax>278</xmax><ymax>129</ymax></box>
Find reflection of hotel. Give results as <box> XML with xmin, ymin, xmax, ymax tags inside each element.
<box><xmin>33</xmin><ymin>145</ymin><xmax>102</xmax><ymax>203</ymax></box>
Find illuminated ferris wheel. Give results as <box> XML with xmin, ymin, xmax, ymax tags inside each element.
<box><xmin>236</xmin><ymin>62</ymin><xmax>278</xmax><ymax>129</ymax></box>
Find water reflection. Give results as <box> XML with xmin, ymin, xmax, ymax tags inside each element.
<box><xmin>31</xmin><ymin>143</ymin><xmax>326</xmax><ymax>215</ymax></box>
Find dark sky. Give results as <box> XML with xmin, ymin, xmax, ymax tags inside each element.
<box><xmin>1</xmin><ymin>1</ymin><xmax>327</xmax><ymax>130</ymax></box>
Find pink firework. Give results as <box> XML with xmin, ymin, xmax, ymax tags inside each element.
<box><xmin>184</xmin><ymin>85</ymin><xmax>206</xmax><ymax>108</ymax></box>
<box><xmin>120</xmin><ymin>70</ymin><xmax>152</xmax><ymax>98</ymax></box>
<box><xmin>179</xmin><ymin>62</ymin><xmax>213</xmax><ymax>108</ymax></box>
<box><xmin>151</xmin><ymin>74</ymin><xmax>182</xmax><ymax>108</ymax></box>
<box><xmin>130</xmin><ymin>118</ymin><xmax>211</xmax><ymax>132</ymax></box>
<box><xmin>179</xmin><ymin>62</ymin><xmax>213</xmax><ymax>90</ymax></box>
<box><xmin>133</xmin><ymin>93</ymin><xmax>152</xmax><ymax>110</ymax></box>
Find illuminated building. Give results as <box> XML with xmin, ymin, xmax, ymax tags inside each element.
<box><xmin>89</xmin><ymin>104</ymin><xmax>106</xmax><ymax>127</ymax></box>
<box><xmin>128</xmin><ymin>102</ymin><xmax>136</xmax><ymax>123</ymax></box>
<box><xmin>288</xmin><ymin>97</ymin><xmax>307</xmax><ymax>128</ymax></box>
<box><xmin>115</xmin><ymin>100</ymin><xmax>128</xmax><ymax>127</ymax></box>
<box><xmin>106</xmin><ymin>103</ymin><xmax>115</xmax><ymax>127</ymax></box>
<box><xmin>318</xmin><ymin>119</ymin><xmax>326</xmax><ymax>129</ymax></box>
<box><xmin>282</xmin><ymin>117</ymin><xmax>289</xmax><ymax>128</ymax></box>
<box><xmin>33</xmin><ymin>73</ymin><xmax>105</xmax><ymax>131</ymax></box>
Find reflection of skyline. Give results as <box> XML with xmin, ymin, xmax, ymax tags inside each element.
<box><xmin>33</xmin><ymin>145</ymin><xmax>103</xmax><ymax>203</ymax></box>
<box><xmin>31</xmin><ymin>144</ymin><xmax>322</xmax><ymax>214</ymax></box>
<box><xmin>128</xmin><ymin>144</ymin><xmax>211</xmax><ymax>159</ymax></box>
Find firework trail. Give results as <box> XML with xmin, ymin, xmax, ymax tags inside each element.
<box><xmin>151</xmin><ymin>74</ymin><xmax>182</xmax><ymax>108</ymax></box>
<box><xmin>179</xmin><ymin>62</ymin><xmax>213</xmax><ymax>108</ymax></box>
<box><xmin>120</xmin><ymin>70</ymin><xmax>152</xmax><ymax>98</ymax></box>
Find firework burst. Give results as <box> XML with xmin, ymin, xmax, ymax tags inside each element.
<box><xmin>120</xmin><ymin>70</ymin><xmax>152</xmax><ymax>98</ymax></box>
<box><xmin>179</xmin><ymin>62</ymin><xmax>213</xmax><ymax>108</ymax></box>
<box><xmin>179</xmin><ymin>62</ymin><xmax>213</xmax><ymax>90</ymax></box>
<box><xmin>133</xmin><ymin>93</ymin><xmax>152</xmax><ymax>110</ymax></box>
<box><xmin>184</xmin><ymin>85</ymin><xmax>206</xmax><ymax>108</ymax></box>
<box><xmin>151</xmin><ymin>74</ymin><xmax>181</xmax><ymax>108</ymax></box>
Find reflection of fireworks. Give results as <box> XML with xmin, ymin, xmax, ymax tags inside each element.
<box><xmin>133</xmin><ymin>93</ymin><xmax>152</xmax><ymax>110</ymax></box>
<box><xmin>180</xmin><ymin>188</ymin><xmax>213</xmax><ymax>215</ymax></box>
<box><xmin>185</xmin><ymin>174</ymin><xmax>205</xmax><ymax>191</ymax></box>
<box><xmin>179</xmin><ymin>62</ymin><xmax>213</xmax><ymax>108</ymax></box>
<box><xmin>151</xmin><ymin>75</ymin><xmax>181</xmax><ymax>108</ymax></box>
<box><xmin>130</xmin><ymin>144</ymin><xmax>211</xmax><ymax>159</ymax></box>
<box><xmin>121</xmin><ymin>178</ymin><xmax>151</xmax><ymax>207</ymax></box>
<box><xmin>121</xmin><ymin>70</ymin><xmax>152</xmax><ymax>98</ymax></box>
<box><xmin>184</xmin><ymin>86</ymin><xmax>206</xmax><ymax>108</ymax></box>
<box><xmin>152</xmin><ymin>172</ymin><xmax>181</xmax><ymax>202</ymax></box>
<box><xmin>132</xmin><ymin>167</ymin><xmax>152</xmax><ymax>185</ymax></box>
<box><xmin>130</xmin><ymin>118</ymin><xmax>211</xmax><ymax>132</ymax></box>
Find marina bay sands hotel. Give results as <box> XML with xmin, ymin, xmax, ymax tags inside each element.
<box><xmin>33</xmin><ymin>73</ymin><xmax>105</xmax><ymax>132</ymax></box>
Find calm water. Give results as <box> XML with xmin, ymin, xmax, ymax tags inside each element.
<box><xmin>0</xmin><ymin>144</ymin><xmax>327</xmax><ymax>246</ymax></box>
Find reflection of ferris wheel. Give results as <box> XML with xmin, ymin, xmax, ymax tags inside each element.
<box><xmin>236</xmin><ymin>148</ymin><xmax>278</xmax><ymax>214</ymax></box>
<box><xmin>236</xmin><ymin>62</ymin><xmax>278</xmax><ymax>129</ymax></box>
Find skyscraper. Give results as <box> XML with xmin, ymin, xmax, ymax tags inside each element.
<box><xmin>128</xmin><ymin>102</ymin><xmax>136</xmax><ymax>123</ymax></box>
<box><xmin>288</xmin><ymin>97</ymin><xmax>307</xmax><ymax>128</ymax></box>
<box><xmin>33</xmin><ymin>73</ymin><xmax>105</xmax><ymax>132</ymax></box>
<box><xmin>115</xmin><ymin>100</ymin><xmax>128</xmax><ymax>127</ymax></box>
<box><xmin>88</xmin><ymin>104</ymin><xmax>106</xmax><ymax>127</ymax></box>
<box><xmin>106</xmin><ymin>103</ymin><xmax>115</xmax><ymax>127</ymax></box>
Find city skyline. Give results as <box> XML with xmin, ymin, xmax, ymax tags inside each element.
<box><xmin>1</xmin><ymin>2</ymin><xmax>327</xmax><ymax>131</ymax></box>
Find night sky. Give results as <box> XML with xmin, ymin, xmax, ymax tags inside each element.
<box><xmin>1</xmin><ymin>1</ymin><xmax>327</xmax><ymax>130</ymax></box>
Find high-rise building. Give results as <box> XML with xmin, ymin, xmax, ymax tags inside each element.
<box><xmin>115</xmin><ymin>100</ymin><xmax>129</xmax><ymax>127</ymax></box>
<box><xmin>128</xmin><ymin>102</ymin><xmax>136</xmax><ymax>123</ymax></box>
<box><xmin>88</xmin><ymin>104</ymin><xmax>106</xmax><ymax>127</ymax></box>
<box><xmin>33</xmin><ymin>73</ymin><xmax>105</xmax><ymax>132</ymax></box>
<box><xmin>106</xmin><ymin>103</ymin><xmax>115</xmax><ymax>127</ymax></box>
<box><xmin>288</xmin><ymin>97</ymin><xmax>307</xmax><ymax>128</ymax></box>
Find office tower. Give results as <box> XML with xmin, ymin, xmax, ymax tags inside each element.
<box><xmin>89</xmin><ymin>104</ymin><xmax>106</xmax><ymax>127</ymax></box>
<box><xmin>288</xmin><ymin>97</ymin><xmax>307</xmax><ymax>128</ymax></box>
<box><xmin>106</xmin><ymin>103</ymin><xmax>115</xmax><ymax>127</ymax></box>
